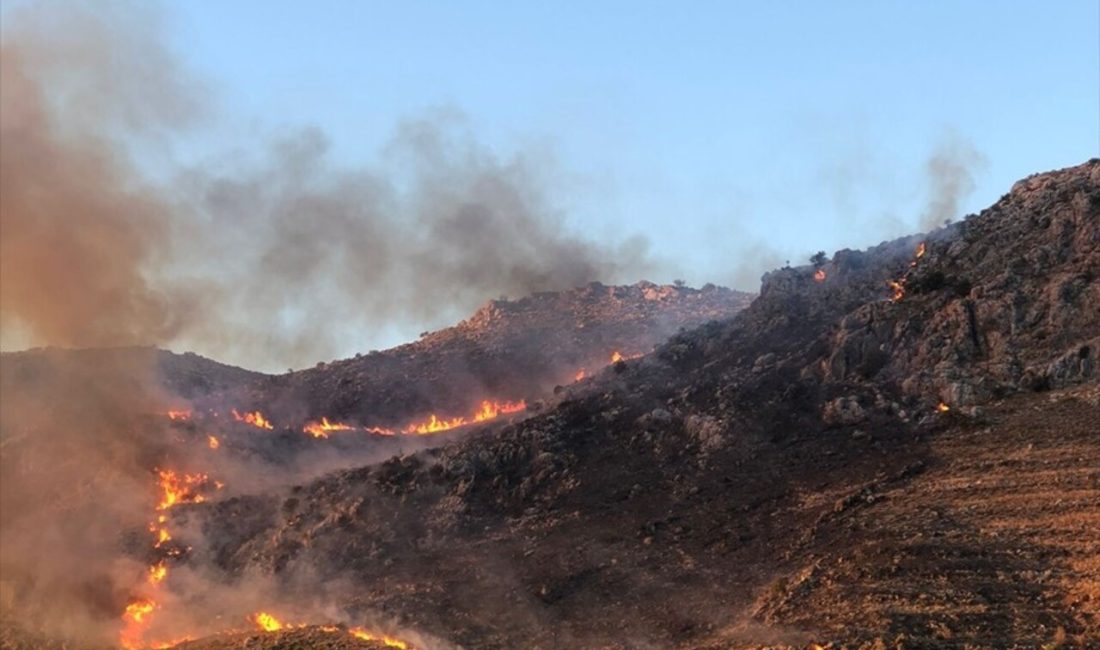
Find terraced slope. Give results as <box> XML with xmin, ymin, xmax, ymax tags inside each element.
<box><xmin>749</xmin><ymin>386</ymin><xmax>1100</xmax><ymax>649</ymax></box>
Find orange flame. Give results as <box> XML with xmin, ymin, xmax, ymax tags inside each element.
<box><xmin>574</xmin><ymin>369</ymin><xmax>587</xmax><ymax>381</ymax></box>
<box><xmin>350</xmin><ymin>627</ymin><xmax>409</xmax><ymax>648</ymax></box>
<box><xmin>937</xmin><ymin>402</ymin><xmax>951</xmax><ymax>413</ymax></box>
<box><xmin>166</xmin><ymin>410</ymin><xmax>190</xmax><ymax>421</ymax></box>
<box><xmin>123</xmin><ymin>469</ymin><xmax>226</xmax><ymax>648</ymax></box>
<box><xmin>155</xmin><ymin>469</ymin><xmax>210</xmax><ymax>511</ymax></box>
<box><xmin>813</xmin><ymin>268</ymin><xmax>827</xmax><ymax>282</ymax></box>
<box><xmin>888</xmin><ymin>279</ymin><xmax>906</xmax><ymax>302</ymax></box>
<box><xmin>120</xmin><ymin>598</ymin><xmax>157</xmax><ymax>649</ymax></box>
<box><xmin>148</xmin><ymin>561</ymin><xmax>168</xmax><ymax>585</ymax></box>
<box><xmin>364</xmin><ymin>425</ymin><xmax>397</xmax><ymax>436</ymax></box>
<box><xmin>303</xmin><ymin>417</ymin><xmax>354</xmax><ymax>438</ymax></box>
<box><xmin>253</xmin><ymin>611</ymin><xmax>284</xmax><ymax>632</ymax></box>
<box><xmin>232</xmin><ymin>409</ymin><xmax>274</xmax><ymax>430</ymax></box>
<box><xmin>403</xmin><ymin>400</ymin><xmax>526</xmax><ymax>435</ymax></box>
<box><xmin>207</xmin><ymin>435</ymin><xmax>220</xmax><ymax>450</ymax></box>
<box><xmin>890</xmin><ymin>242</ymin><xmax>927</xmax><ymax>300</ymax></box>
<box><xmin>246</xmin><ymin>613</ymin><xmax>412</xmax><ymax>648</ymax></box>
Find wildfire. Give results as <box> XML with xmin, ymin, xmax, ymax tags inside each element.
<box><xmin>888</xmin><ymin>241</ymin><xmax>927</xmax><ymax>302</ymax></box>
<box><xmin>166</xmin><ymin>410</ymin><xmax>191</xmax><ymax>421</ymax></box>
<box><xmin>246</xmin><ymin>613</ymin><xmax>411</xmax><ymax>648</ymax></box>
<box><xmin>350</xmin><ymin>627</ymin><xmax>409</xmax><ymax>649</ymax></box>
<box><xmin>303</xmin><ymin>417</ymin><xmax>354</xmax><ymax>438</ymax></box>
<box><xmin>937</xmin><ymin>402</ymin><xmax>951</xmax><ymax>413</ymax></box>
<box><xmin>120</xmin><ymin>598</ymin><xmax>157</xmax><ymax>649</ymax></box>
<box><xmin>122</xmin><ymin>468</ymin><xmax>226</xmax><ymax>647</ymax></box>
<box><xmin>403</xmin><ymin>400</ymin><xmax>526</xmax><ymax>435</ymax></box>
<box><xmin>253</xmin><ymin>611</ymin><xmax>285</xmax><ymax>632</ymax></box>
<box><xmin>888</xmin><ymin>279</ymin><xmax>907</xmax><ymax>302</ymax></box>
<box><xmin>124</xmin><ymin>599</ymin><xmax>156</xmax><ymax>624</ymax></box>
<box><xmin>814</xmin><ymin>268</ymin><xmax>827</xmax><ymax>282</ymax></box>
<box><xmin>148</xmin><ymin>561</ymin><xmax>168</xmax><ymax>584</ymax></box>
<box><xmin>573</xmin><ymin>350</ymin><xmax>643</xmax><ymax>384</ymax></box>
<box><xmin>232</xmin><ymin>409</ymin><xmax>274</xmax><ymax>430</ymax></box>
<box><xmin>156</xmin><ymin>469</ymin><xmax>211</xmax><ymax>511</ymax></box>
<box><xmin>207</xmin><ymin>435</ymin><xmax>220</xmax><ymax>449</ymax></box>
<box><xmin>364</xmin><ymin>425</ymin><xmax>397</xmax><ymax>436</ymax></box>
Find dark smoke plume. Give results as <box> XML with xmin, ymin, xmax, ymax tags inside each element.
<box><xmin>0</xmin><ymin>3</ymin><xmax>657</xmax><ymax>371</ymax></box>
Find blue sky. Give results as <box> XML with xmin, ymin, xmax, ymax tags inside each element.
<box><xmin>158</xmin><ymin>0</ymin><xmax>1098</xmax><ymax>289</ymax></box>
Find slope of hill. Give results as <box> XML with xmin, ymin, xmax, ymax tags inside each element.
<box><xmin>0</xmin><ymin>282</ymin><xmax>753</xmax><ymax>650</ymax></box>
<box><xmin>176</xmin><ymin>160</ymin><xmax>1098</xmax><ymax>649</ymax></box>
<box><xmin>225</xmin><ymin>281</ymin><xmax>753</xmax><ymax>429</ymax></box>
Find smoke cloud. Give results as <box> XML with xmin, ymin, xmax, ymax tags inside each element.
<box><xmin>919</xmin><ymin>133</ymin><xmax>987</xmax><ymax>231</ymax></box>
<box><xmin>0</xmin><ymin>3</ymin><xmax>657</xmax><ymax>372</ymax></box>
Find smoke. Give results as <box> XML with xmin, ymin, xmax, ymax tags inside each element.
<box><xmin>0</xmin><ymin>3</ymin><xmax>202</xmax><ymax>352</ymax></box>
<box><xmin>0</xmin><ymin>348</ymin><xmax>178</xmax><ymax>642</ymax></box>
<box><xmin>919</xmin><ymin>133</ymin><xmax>987</xmax><ymax>231</ymax></box>
<box><xmin>169</xmin><ymin>120</ymin><xmax>653</xmax><ymax>369</ymax></box>
<box><xmin>0</xmin><ymin>2</ymin><xmax>657</xmax><ymax>371</ymax></box>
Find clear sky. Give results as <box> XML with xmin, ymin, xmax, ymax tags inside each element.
<box><xmin>159</xmin><ymin>0</ymin><xmax>1098</xmax><ymax>288</ymax></box>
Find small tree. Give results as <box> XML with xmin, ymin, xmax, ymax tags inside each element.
<box><xmin>810</xmin><ymin>251</ymin><xmax>828</xmax><ymax>267</ymax></box>
<box><xmin>673</xmin><ymin>278</ymin><xmax>686</xmax><ymax>288</ymax></box>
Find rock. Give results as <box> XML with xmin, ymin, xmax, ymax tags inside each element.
<box><xmin>823</xmin><ymin>396</ymin><xmax>867</xmax><ymax>425</ymax></box>
<box><xmin>752</xmin><ymin>353</ymin><xmax>777</xmax><ymax>373</ymax></box>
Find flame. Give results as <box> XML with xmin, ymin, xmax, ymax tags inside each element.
<box><xmin>303</xmin><ymin>417</ymin><xmax>354</xmax><ymax>438</ymax></box>
<box><xmin>154</xmin><ymin>527</ymin><xmax>171</xmax><ymax>548</ymax></box>
<box><xmin>148</xmin><ymin>561</ymin><xmax>168</xmax><ymax>584</ymax></box>
<box><xmin>403</xmin><ymin>400</ymin><xmax>526</xmax><ymax>435</ymax></box>
<box><xmin>574</xmin><ymin>369</ymin><xmax>587</xmax><ymax>381</ymax></box>
<box><xmin>253</xmin><ymin>611</ymin><xmax>284</xmax><ymax>632</ymax></box>
<box><xmin>124</xmin><ymin>599</ymin><xmax>156</xmax><ymax>624</ymax></box>
<box><xmin>166</xmin><ymin>410</ymin><xmax>190</xmax><ymax>421</ymax></box>
<box><xmin>120</xmin><ymin>598</ymin><xmax>157</xmax><ymax>649</ymax></box>
<box><xmin>364</xmin><ymin>425</ymin><xmax>397</xmax><ymax>436</ymax></box>
<box><xmin>889</xmin><ymin>242</ymin><xmax>927</xmax><ymax>301</ymax></box>
<box><xmin>814</xmin><ymin>268</ymin><xmax>827</xmax><ymax>282</ymax></box>
<box><xmin>937</xmin><ymin>402</ymin><xmax>951</xmax><ymax>413</ymax></box>
<box><xmin>245</xmin><ymin>614</ymin><xmax>412</xmax><ymax>648</ymax></box>
<box><xmin>207</xmin><ymin>435</ymin><xmax>220</xmax><ymax>449</ymax></box>
<box><xmin>349</xmin><ymin>627</ymin><xmax>409</xmax><ymax>648</ymax></box>
<box><xmin>156</xmin><ymin>470</ymin><xmax>210</xmax><ymax>511</ymax></box>
<box><xmin>123</xmin><ymin>467</ymin><xmax>227</xmax><ymax>648</ymax></box>
<box><xmin>887</xmin><ymin>279</ymin><xmax>906</xmax><ymax>302</ymax></box>
<box><xmin>232</xmin><ymin>409</ymin><xmax>274</xmax><ymax>429</ymax></box>
<box><xmin>610</xmin><ymin>350</ymin><xmax>641</xmax><ymax>363</ymax></box>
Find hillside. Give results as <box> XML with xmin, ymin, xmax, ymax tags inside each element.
<box><xmin>173</xmin><ymin>160</ymin><xmax>1099</xmax><ymax>649</ymax></box>
<box><xmin>0</xmin><ymin>282</ymin><xmax>752</xmax><ymax>650</ymax></box>
<box><xmin>221</xmin><ymin>281</ymin><xmax>752</xmax><ymax>430</ymax></box>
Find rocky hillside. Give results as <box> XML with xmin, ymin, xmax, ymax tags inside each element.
<box><xmin>176</xmin><ymin>160</ymin><xmax>1098</xmax><ymax>649</ymax></box>
<box><xmin>220</xmin><ymin>281</ymin><xmax>752</xmax><ymax>429</ymax></box>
